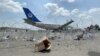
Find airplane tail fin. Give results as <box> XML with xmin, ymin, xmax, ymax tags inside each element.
<box><xmin>23</xmin><ymin>8</ymin><xmax>41</xmax><ymax>22</ymax></box>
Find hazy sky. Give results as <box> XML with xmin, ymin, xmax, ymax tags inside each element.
<box><xmin>0</xmin><ymin>0</ymin><xmax>100</xmax><ymax>29</ymax></box>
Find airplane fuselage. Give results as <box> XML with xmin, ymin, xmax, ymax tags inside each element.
<box><xmin>24</xmin><ymin>19</ymin><xmax>61</xmax><ymax>30</ymax></box>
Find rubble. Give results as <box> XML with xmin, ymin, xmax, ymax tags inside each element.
<box><xmin>74</xmin><ymin>26</ymin><xmax>94</xmax><ymax>40</ymax></box>
<box><xmin>74</xmin><ymin>32</ymin><xmax>84</xmax><ymax>40</ymax></box>
<box><xmin>34</xmin><ymin>36</ymin><xmax>51</xmax><ymax>52</ymax></box>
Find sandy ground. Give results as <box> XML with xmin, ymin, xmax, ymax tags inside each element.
<box><xmin>0</xmin><ymin>32</ymin><xmax>100</xmax><ymax>56</ymax></box>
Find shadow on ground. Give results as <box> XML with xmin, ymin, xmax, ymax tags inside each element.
<box><xmin>88</xmin><ymin>51</ymin><xmax>100</xmax><ymax>56</ymax></box>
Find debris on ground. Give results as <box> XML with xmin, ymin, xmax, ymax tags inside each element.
<box><xmin>34</xmin><ymin>36</ymin><xmax>51</xmax><ymax>52</ymax></box>
<box><xmin>74</xmin><ymin>27</ymin><xmax>94</xmax><ymax>40</ymax></box>
<box><xmin>74</xmin><ymin>32</ymin><xmax>84</xmax><ymax>40</ymax></box>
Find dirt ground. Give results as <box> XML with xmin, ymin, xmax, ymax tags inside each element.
<box><xmin>0</xmin><ymin>32</ymin><xmax>100</xmax><ymax>56</ymax></box>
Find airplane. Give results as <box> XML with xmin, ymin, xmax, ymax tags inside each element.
<box><xmin>23</xmin><ymin>7</ymin><xmax>74</xmax><ymax>32</ymax></box>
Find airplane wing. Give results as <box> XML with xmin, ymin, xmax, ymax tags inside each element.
<box><xmin>53</xmin><ymin>20</ymin><xmax>74</xmax><ymax>32</ymax></box>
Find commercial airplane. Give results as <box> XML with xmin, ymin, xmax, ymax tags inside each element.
<box><xmin>23</xmin><ymin>7</ymin><xmax>74</xmax><ymax>32</ymax></box>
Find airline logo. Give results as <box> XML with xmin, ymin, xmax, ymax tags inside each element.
<box><xmin>28</xmin><ymin>13</ymin><xmax>33</xmax><ymax>18</ymax></box>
